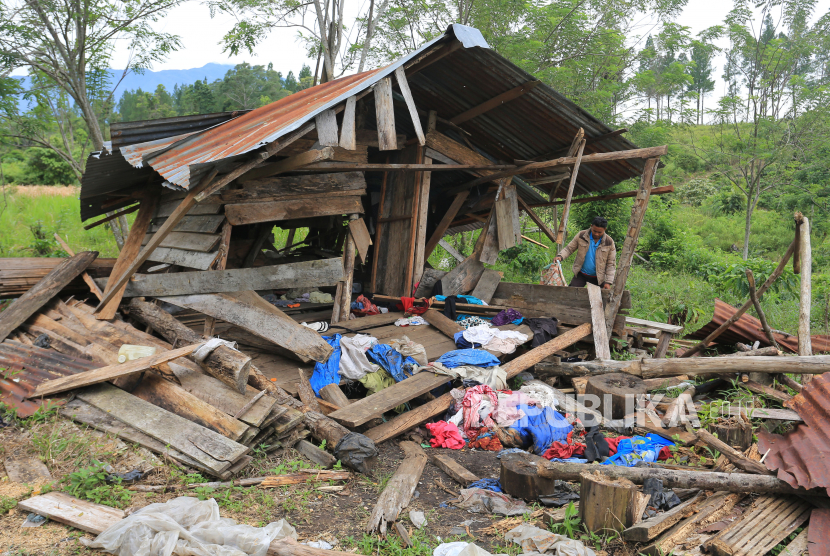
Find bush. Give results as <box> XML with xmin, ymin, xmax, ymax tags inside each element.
<box><xmin>673</xmin><ymin>152</ymin><xmax>703</xmax><ymax>173</ymax></box>
<box><xmin>499</xmin><ymin>241</ymin><xmax>549</xmax><ymax>280</ymax></box>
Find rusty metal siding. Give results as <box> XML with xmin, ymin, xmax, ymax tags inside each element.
<box><xmin>111</xmin><ymin>110</ymin><xmax>252</xmax><ymax>149</ymax></box>
<box><xmin>758</xmin><ymin>373</ymin><xmax>830</xmax><ymax>496</ymax></box>
<box><xmin>0</xmin><ymin>342</ymin><xmax>98</xmax><ymax>417</ymax></box>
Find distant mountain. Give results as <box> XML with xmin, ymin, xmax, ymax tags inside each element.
<box><xmin>13</xmin><ymin>63</ymin><xmax>237</xmax><ymax>110</ymax></box>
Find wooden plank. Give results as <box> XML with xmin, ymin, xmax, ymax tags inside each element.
<box><xmin>204</xmin><ymin>220</ymin><xmax>232</xmax><ymax>336</ymax></box>
<box><xmin>225</xmin><ymin>195</ymin><xmax>363</xmax><ymax>226</ymax></box>
<box><xmin>492</xmin><ymin>282</ymin><xmax>631</xmax><ymax>310</ymax></box>
<box><xmin>156</xmin><ymin>200</ymin><xmax>222</xmax><ymax>218</ymax></box>
<box><xmin>220</xmin><ymin>172</ymin><xmax>366</xmax><ymax>203</ymax></box>
<box><xmin>0</xmin><ymin>251</ymin><xmax>98</xmax><ymax>341</ymax></box>
<box><xmin>653</xmin><ymin>331</ymin><xmax>672</xmax><ymax>359</ymax></box>
<box><xmin>625</xmin><ymin>317</ymin><xmax>683</xmax><ymax>334</ymax></box>
<box><xmin>424</xmin><ymin>190</ymin><xmax>470</xmax><ymax>260</ymax></box>
<box><xmin>439</xmin><ymin>254</ymin><xmax>485</xmax><ymax>296</ymax></box>
<box><xmin>315</xmin><ymin>109</ymin><xmax>339</xmax><ymax>146</ymax></box>
<box><xmin>413</xmin><ymin>111</ymin><xmax>435</xmax><ymax>284</ymax></box>
<box><xmin>53</xmin><ymin>233</ymin><xmax>103</xmax><ymax>300</ymax></box>
<box><xmin>106</xmin><ymin>258</ymin><xmax>344</xmax><ymax>298</ymax></box>
<box><xmin>149</xmin><ymin>214</ymin><xmax>226</xmax><ymax>234</ymax></box>
<box><xmin>294</xmin><ymin>439</ymin><xmax>337</xmax><ymax>468</ymax></box>
<box><xmin>365</xmin><ymin>392</ymin><xmax>453</xmax><ymax>443</ymax></box>
<box><xmin>159</xmin><ymin>293</ymin><xmax>333</xmax><ymax>362</ymax></box>
<box><xmin>328</xmin><ymin>371</ymin><xmax>450</xmax><ymax>428</ymax></box>
<box><xmin>146</xmin><ymin>247</ymin><xmax>218</xmax><ymax>270</ymax></box>
<box><xmin>339</xmin><ymin>96</ymin><xmax>357</xmax><ymax>150</ymax></box>
<box><xmin>238</xmin><ymin>145</ymin><xmax>334</xmax><ymax>183</ymax></box>
<box><xmin>17</xmin><ymin>492</ymin><xmax>124</xmax><ymax>534</ymax></box>
<box><xmin>495</xmin><ymin>198</ymin><xmax>516</xmax><ymax>250</ymax></box>
<box><xmin>517</xmin><ymin>196</ymin><xmax>557</xmax><ymax>245</ymax></box>
<box><xmin>555</xmin><ymin>138</ymin><xmax>586</xmax><ymax>244</ymax></box>
<box><xmin>587</xmin><ymin>283</ymin><xmax>611</xmax><ymax>359</ymax></box>
<box><xmin>4</xmin><ymin>456</ymin><xmax>52</xmax><ymax>484</ymax></box>
<box><xmin>95</xmin><ymin>169</ymin><xmax>220</xmax><ymax>310</ymax></box>
<box><xmin>142</xmin><ymin>231</ymin><xmax>221</xmax><ymax>252</ymax></box>
<box><xmin>469</xmin><ymin>269</ymin><xmax>502</xmax><ymax>303</ymax></box>
<box><xmin>780</xmin><ymin>527</ymin><xmax>810</xmax><ymax>556</ymax></box>
<box><xmin>77</xmin><ymin>383</ymin><xmax>248</xmax><ymax>475</ymax></box>
<box><xmin>394</xmin><ymin>67</ymin><xmax>425</xmax><ymax>145</ymax></box>
<box><xmin>374</xmin><ymin>77</ymin><xmax>397</xmax><ymax>150</ymax></box>
<box><xmin>60</xmin><ymin>398</ymin><xmax>229</xmax><ymax>477</ymax></box>
<box><xmin>32</xmin><ymin>342</ymin><xmax>203</xmax><ymax>397</ymax></box>
<box><xmin>429</xmin><ymin>452</ymin><xmax>479</xmax><ymax>485</ymax></box>
<box><xmin>502</xmin><ymin>323</ymin><xmax>593</xmax><ymax>379</ymax></box>
<box><xmin>623</xmin><ymin>492</ymin><xmax>703</xmax><ymax>542</ymax></box>
<box><xmin>438</xmin><ymin>239</ymin><xmax>464</xmax><ymax>262</ymax></box>
<box><xmin>349</xmin><ymin>218</ymin><xmax>373</xmax><ymax>265</ymax></box>
<box><xmin>450</xmin><ymin>81</ymin><xmax>540</xmax><ymax>124</ymax></box>
<box><xmin>367</xmin><ymin>441</ymin><xmax>427</xmax><ymax>534</ymax></box>
<box><xmin>129</xmin><ymin>372</ymin><xmax>251</xmax><ymax>442</ymax></box>
<box><xmin>169</xmin><ymin>362</ymin><xmax>277</xmax><ymax>427</ymax></box>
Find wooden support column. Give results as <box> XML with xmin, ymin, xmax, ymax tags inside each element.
<box><xmin>555</xmin><ymin>138</ymin><xmax>586</xmax><ymax>244</ymax></box>
<box><xmin>424</xmin><ymin>190</ymin><xmax>469</xmax><ymax>260</ymax></box>
<box><xmin>333</xmin><ymin>214</ymin><xmax>359</xmax><ymax>324</ymax></box>
<box><xmin>413</xmin><ymin>111</ymin><xmax>437</xmax><ymax>285</ymax></box>
<box><xmin>603</xmin><ymin>157</ymin><xmax>659</xmax><ymax>334</ymax></box>
<box><xmin>549</xmin><ymin>129</ymin><xmax>584</xmax><ymax>251</ymax></box>
<box><xmin>204</xmin><ymin>220</ymin><xmax>231</xmax><ymax>337</ymax></box>
<box><xmin>394</xmin><ymin>67</ymin><xmax>425</xmax><ymax>146</ymax></box>
<box><xmin>796</xmin><ymin>212</ymin><xmax>813</xmax><ymax>383</ymax></box>
<box><xmin>374</xmin><ymin>77</ymin><xmax>397</xmax><ymax>151</ymax></box>
<box><xmin>339</xmin><ymin>96</ymin><xmax>357</xmax><ymax>150</ymax></box>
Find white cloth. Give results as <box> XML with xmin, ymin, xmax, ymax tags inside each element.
<box><xmin>394</xmin><ymin>316</ymin><xmax>427</xmax><ymax>327</ymax></box>
<box><xmin>339</xmin><ymin>335</ymin><xmax>379</xmax><ymax>380</ymax></box>
<box><xmin>519</xmin><ymin>381</ymin><xmax>560</xmax><ymax>410</ymax></box>
<box><xmin>428</xmin><ymin>362</ymin><xmax>507</xmax><ymax>390</ymax></box>
<box><xmin>192</xmin><ymin>338</ymin><xmax>237</xmax><ymax>362</ymax></box>
<box><xmin>505</xmin><ymin>524</ymin><xmax>596</xmax><ymax>556</ymax></box>
<box><xmin>389</xmin><ymin>336</ymin><xmax>428</xmax><ymax>367</ymax></box>
<box><xmin>81</xmin><ymin>496</ymin><xmax>296</xmax><ymax>556</ymax></box>
<box><xmin>463</xmin><ymin>324</ymin><xmax>495</xmax><ymax>347</ymax></box>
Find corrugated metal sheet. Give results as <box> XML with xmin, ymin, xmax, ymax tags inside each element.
<box><xmin>689</xmin><ymin>298</ymin><xmax>830</xmax><ymax>353</ymax></box>
<box><xmin>79</xmin><ymin>147</ymin><xmax>157</xmax><ymax>221</ymax></box>
<box><xmin>758</xmin><ymin>373</ymin><xmax>830</xmax><ymax>496</ymax></box>
<box><xmin>0</xmin><ymin>342</ymin><xmax>98</xmax><ymax>417</ymax></box>
<box><xmin>111</xmin><ymin>110</ymin><xmax>252</xmax><ymax>149</ymax></box>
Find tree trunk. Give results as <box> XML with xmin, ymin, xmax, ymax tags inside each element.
<box><xmin>796</xmin><ymin>213</ymin><xmax>812</xmax><ymax>361</ymax></box>
<box><xmin>742</xmin><ymin>197</ymin><xmax>752</xmax><ymax>260</ymax></box>
<box><xmin>580</xmin><ymin>471</ymin><xmax>647</xmax><ymax>533</ymax></box>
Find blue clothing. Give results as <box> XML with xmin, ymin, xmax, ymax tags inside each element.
<box><xmin>435</xmin><ymin>295</ymin><xmax>486</xmax><ymax>305</ymax></box>
<box><xmin>602</xmin><ymin>434</ymin><xmax>674</xmax><ymax>467</ymax></box>
<box><xmin>309</xmin><ymin>335</ymin><xmax>342</xmax><ymax>395</ymax></box>
<box><xmin>435</xmin><ymin>349</ymin><xmax>501</xmax><ymax>369</ymax></box>
<box><xmin>366</xmin><ymin>344</ymin><xmax>420</xmax><ymax>382</ymax></box>
<box><xmin>508</xmin><ymin>404</ymin><xmax>573</xmax><ymax>455</ymax></box>
<box><xmin>580</xmin><ymin>232</ymin><xmax>602</xmax><ymax>277</ymax></box>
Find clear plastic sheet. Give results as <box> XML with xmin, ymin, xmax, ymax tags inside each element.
<box><xmin>504</xmin><ymin>524</ymin><xmax>596</xmax><ymax>556</ymax></box>
<box><xmin>81</xmin><ymin>496</ymin><xmax>297</xmax><ymax>556</ymax></box>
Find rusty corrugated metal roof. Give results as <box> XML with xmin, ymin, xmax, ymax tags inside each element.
<box><xmin>758</xmin><ymin>373</ymin><xmax>830</xmax><ymax>496</ymax></box>
<box><xmin>111</xmin><ymin>110</ymin><xmax>252</xmax><ymax>149</ymax></box>
<box><xmin>0</xmin><ymin>341</ymin><xmax>98</xmax><ymax>417</ymax></box>
<box><xmin>689</xmin><ymin>298</ymin><xmax>830</xmax><ymax>353</ymax></box>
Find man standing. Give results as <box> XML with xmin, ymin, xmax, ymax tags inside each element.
<box><xmin>553</xmin><ymin>217</ymin><xmax>616</xmax><ymax>289</ymax></box>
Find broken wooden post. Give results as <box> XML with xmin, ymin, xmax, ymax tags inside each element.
<box><xmin>333</xmin><ymin>214</ymin><xmax>359</xmax><ymax>324</ymax></box>
<box><xmin>580</xmin><ymin>471</ymin><xmax>648</xmax><ymax>533</ymax></box>
<box><xmin>203</xmin><ymin>220</ymin><xmax>232</xmax><ymax>337</ymax></box>
<box><xmin>628</xmin><ymin>355</ymin><xmax>830</xmax><ymax>378</ymax></box>
<box><xmin>584</xmin><ymin>373</ymin><xmax>645</xmax><ymax>419</ymax></box>
<box><xmin>586</xmin><ymin>283</ymin><xmax>611</xmax><ymax>359</ymax></box>
<box><xmin>536</xmin><ymin>461</ymin><xmax>806</xmax><ymax>494</ymax></box>
<box><xmin>604</xmin><ymin>157</ymin><xmax>659</xmax><ymax>334</ymax></box>
<box><xmin>682</xmin><ymin>236</ymin><xmax>798</xmax><ymax>357</ymax></box>
<box><xmin>430</xmin><ymin>452</ymin><xmax>479</xmax><ymax>486</ymax></box>
<box><xmin>367</xmin><ymin>441</ymin><xmax>428</xmax><ymax>534</ymax></box>
<box><xmin>796</xmin><ymin>213</ymin><xmax>813</xmax><ymax>384</ymax></box>
<box><xmin>622</xmin><ymin>492</ymin><xmax>703</xmax><ymax>542</ymax></box>
<box><xmin>661</xmin><ymin>386</ymin><xmax>696</xmax><ymax>427</ymax></box>
<box><xmin>695</xmin><ymin>429</ymin><xmax>771</xmax><ymax>475</ymax></box>
<box><xmin>555</xmin><ymin>136</ymin><xmax>585</xmax><ymax>244</ymax></box>
<box><xmin>53</xmin><ymin>234</ymin><xmax>104</xmax><ymax>301</ymax></box>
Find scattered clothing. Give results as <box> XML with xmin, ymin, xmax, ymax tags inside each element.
<box><xmin>367</xmin><ymin>343</ymin><xmax>420</xmax><ymax>382</ymax></box>
<box><xmin>492</xmin><ymin>392</ymin><xmax>535</xmax><ymax>427</ymax></box>
<box><xmin>426</xmin><ymin>421</ymin><xmax>465</xmax><ymax>449</ymax></box>
<box><xmin>436</xmin><ymin>294</ymin><xmax>487</xmax><ymax>305</ymax></box>
<box><xmin>458</xmin><ymin>316</ymin><xmax>490</xmax><ymax>329</ymax></box>
<box><xmin>455</xmin><ymin>488</ymin><xmax>528</xmax><ymax>516</ymax></box>
<box><xmin>339</xmin><ymin>334</ymin><xmax>379</xmax><ymax>380</ymax></box>
<box><xmin>543</xmin><ymin>441</ymin><xmax>585</xmax><ymax>460</ymax></box>
<box><xmin>467</xmin><ymin>478</ymin><xmax>502</xmax><ymax>492</ymax></box>
<box><xmin>462</xmin><ymin>385</ymin><xmax>499</xmax><ymax>438</ymax></box>
<box><xmin>442</xmin><ymin>295</ymin><xmax>458</xmax><ymax>321</ymax></box>
<box><xmin>358</xmin><ymin>367</ymin><xmax>396</xmax><ymax>395</ymax></box>
<box><xmin>395</xmin><ymin>316</ymin><xmax>427</xmax><ymax>327</ymax></box>
<box><xmin>508</xmin><ymin>404</ymin><xmax>572</xmax><ymax>455</ymax></box>
<box><xmin>583</xmin><ymin>427</ymin><xmax>610</xmax><ymax>463</ymax></box>
<box><xmin>352</xmin><ymin>295</ymin><xmax>380</xmax><ymax>316</ymax></box>
<box><xmin>462</xmin><ymin>324</ymin><xmax>496</xmax><ymax>347</ymax></box>
<box><xmin>308</xmin><ymin>335</ymin><xmax>342</xmax><ymax>395</ymax></box>
<box><xmin>505</xmin><ymin>524</ymin><xmax>596</xmax><ymax>556</ymax></box>
<box><xmin>301</xmin><ymin>321</ymin><xmax>329</xmax><ymax>333</ymax></box>
<box><xmin>398</xmin><ymin>297</ymin><xmax>431</xmax><ymax>315</ymax></box>
<box><xmin>429</xmin><ymin>362</ymin><xmax>507</xmax><ymax>390</ymax></box>
<box><xmin>309</xmin><ymin>291</ymin><xmax>333</xmax><ymax>303</ymax></box>
<box><xmin>603</xmin><ymin>434</ymin><xmax>674</xmax><ymax>466</ymax></box>
<box><xmin>389</xmin><ymin>336</ymin><xmax>428</xmax><ymax>367</ymax></box>
<box><xmin>436</xmin><ymin>349</ymin><xmax>500</xmax><ymax>369</ymax></box>
<box><xmin>469</xmin><ymin>434</ymin><xmax>502</xmax><ymax>451</ymax></box>
<box><xmin>519</xmin><ymin>381</ymin><xmax>560</xmax><ymax>411</ymax></box>
<box><xmin>525</xmin><ymin>318</ymin><xmax>559</xmax><ymax>347</ymax></box>
<box><xmin>491</xmin><ymin>308</ymin><xmax>523</xmax><ymax>326</ymax></box>
<box><xmin>642</xmin><ymin>477</ymin><xmax>682</xmax><ymax>511</ymax></box>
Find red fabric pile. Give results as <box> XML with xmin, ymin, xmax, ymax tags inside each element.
<box><xmin>469</xmin><ymin>433</ymin><xmax>503</xmax><ymax>451</ymax></box>
<box><xmin>397</xmin><ymin>297</ymin><xmax>431</xmax><ymax>316</ymax></box>
<box><xmin>425</xmin><ymin>421</ymin><xmax>464</xmax><ymax>449</ymax></box>
<box><xmin>543</xmin><ymin>441</ymin><xmax>585</xmax><ymax>459</ymax></box>
<box><xmin>351</xmin><ymin>295</ymin><xmax>379</xmax><ymax>316</ymax></box>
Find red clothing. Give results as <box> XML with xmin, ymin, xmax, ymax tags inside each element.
<box><xmin>543</xmin><ymin>441</ymin><xmax>586</xmax><ymax>460</ymax></box>
<box><xmin>470</xmin><ymin>435</ymin><xmax>503</xmax><ymax>451</ymax></box>
<box><xmin>397</xmin><ymin>297</ymin><xmax>431</xmax><ymax>315</ymax></box>
<box><xmin>604</xmin><ymin>436</ymin><xmax>672</xmax><ymax>460</ymax></box>
<box><xmin>426</xmin><ymin>421</ymin><xmax>464</xmax><ymax>449</ymax></box>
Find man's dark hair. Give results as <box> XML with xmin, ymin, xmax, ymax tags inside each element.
<box><xmin>591</xmin><ymin>216</ymin><xmax>608</xmax><ymax>229</ymax></box>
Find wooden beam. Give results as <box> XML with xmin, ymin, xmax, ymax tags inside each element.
<box><xmin>604</xmin><ymin>157</ymin><xmax>658</xmax><ymax>333</ymax></box>
<box><xmin>555</xmin><ymin>138</ymin><xmax>586</xmax><ymax>244</ymax></box>
<box><xmin>204</xmin><ymin>221</ymin><xmax>232</xmax><ymax>336</ymax></box>
<box><xmin>95</xmin><ymin>170</ymin><xmax>218</xmax><ymax>311</ymax></box>
<box><xmin>0</xmin><ymin>251</ymin><xmax>98</xmax><ymax>342</ymax></box>
<box><xmin>102</xmin><ymin>258</ymin><xmax>343</xmax><ymax>298</ymax></box>
<box><xmin>394</xmin><ymin>67</ymin><xmax>425</xmax><ymax>145</ymax></box>
<box><xmin>224</xmin><ymin>195</ymin><xmax>363</xmax><ymax>226</ymax></box>
<box><xmin>53</xmin><ymin>234</ymin><xmax>104</xmax><ymax>301</ymax></box>
<box><xmin>531</xmin><ymin>186</ymin><xmax>674</xmax><ymax>208</ymax></box>
<box><xmin>367</xmin><ymin>441</ymin><xmax>428</xmax><ymax>534</ymax></box>
<box><xmin>32</xmin><ymin>343</ymin><xmax>203</xmax><ymax>397</ymax></box>
<box><xmin>587</xmin><ymin>283</ymin><xmax>611</xmax><ymax>360</ymax></box>
<box><xmin>450</xmin><ymin>81</ymin><xmax>541</xmax><ymax>125</ymax></box>
<box><xmin>334</xmin><ymin>214</ymin><xmax>358</xmax><ymax>323</ymax></box>
<box><xmin>450</xmin><ymin>145</ymin><xmax>669</xmax><ymax>194</ymax></box>
<box><xmin>83</xmin><ymin>204</ymin><xmax>140</xmax><ymax>230</ymax></box>
<box><xmin>424</xmin><ymin>190</ymin><xmax>470</xmax><ymax>260</ymax></box>
<box><xmin>315</xmin><ymin>109</ymin><xmax>339</xmax><ymax>146</ymax></box>
<box><xmin>430</xmin><ymin>452</ymin><xmax>479</xmax><ymax>485</ymax></box>
<box><xmin>225</xmin><ymin>173</ymin><xmax>365</xmax><ymax>203</ymax></box>
<box><xmin>517</xmin><ymin>196</ymin><xmax>557</xmax><ymax>245</ymax></box>
<box><xmin>413</xmin><ymin>110</ymin><xmax>436</xmax><ymax>285</ymax></box>
<box><xmin>295</xmin><ymin>162</ymin><xmax>517</xmax><ymax>172</ymax></box>
<box><xmin>438</xmin><ymin>239</ymin><xmax>464</xmax><ymax>262</ymax></box>
<box><xmin>238</xmin><ymin>146</ymin><xmax>335</xmax><ymax>182</ymax></box>
<box><xmin>339</xmin><ymin>96</ymin><xmax>357</xmax><ymax>150</ymax></box>
<box><xmin>374</xmin><ymin>77</ymin><xmax>397</xmax><ymax>150</ymax></box>
<box><xmin>159</xmin><ymin>292</ymin><xmax>334</xmax><ymax>362</ymax></box>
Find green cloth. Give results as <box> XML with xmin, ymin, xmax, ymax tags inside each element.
<box><xmin>359</xmin><ymin>368</ymin><xmax>407</xmax><ymax>413</ymax></box>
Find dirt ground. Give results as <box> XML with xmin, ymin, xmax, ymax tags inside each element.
<box><xmin>0</xmin><ymin>415</ymin><xmax>634</xmax><ymax>556</ymax></box>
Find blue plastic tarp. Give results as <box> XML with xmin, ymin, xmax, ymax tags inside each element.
<box><xmin>603</xmin><ymin>434</ymin><xmax>675</xmax><ymax>467</ymax></box>
<box><xmin>366</xmin><ymin>344</ymin><xmax>420</xmax><ymax>382</ymax></box>
<box><xmin>508</xmin><ymin>404</ymin><xmax>573</xmax><ymax>455</ymax></box>
<box><xmin>309</xmin><ymin>334</ymin><xmax>342</xmax><ymax>396</ymax></box>
<box><xmin>435</xmin><ymin>295</ymin><xmax>486</xmax><ymax>305</ymax></box>
<box><xmin>435</xmin><ymin>349</ymin><xmax>500</xmax><ymax>369</ymax></box>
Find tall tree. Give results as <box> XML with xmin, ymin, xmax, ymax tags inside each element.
<box><xmin>688</xmin><ymin>38</ymin><xmax>717</xmax><ymax>124</ymax></box>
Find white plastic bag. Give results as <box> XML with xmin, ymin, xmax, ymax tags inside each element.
<box><xmin>81</xmin><ymin>496</ymin><xmax>297</xmax><ymax>556</ymax></box>
<box><xmin>504</xmin><ymin>524</ymin><xmax>596</xmax><ymax>556</ymax></box>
